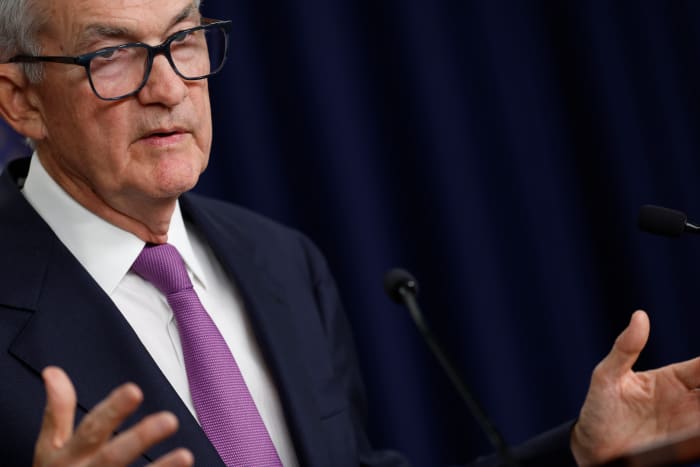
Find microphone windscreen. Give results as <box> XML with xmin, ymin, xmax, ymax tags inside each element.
<box><xmin>383</xmin><ymin>268</ymin><xmax>419</xmax><ymax>303</ymax></box>
<box><xmin>638</xmin><ymin>205</ymin><xmax>687</xmax><ymax>237</ymax></box>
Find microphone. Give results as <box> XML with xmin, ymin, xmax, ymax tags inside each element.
<box><xmin>383</xmin><ymin>268</ymin><xmax>519</xmax><ymax>467</ymax></box>
<box><xmin>638</xmin><ymin>205</ymin><xmax>700</xmax><ymax>237</ymax></box>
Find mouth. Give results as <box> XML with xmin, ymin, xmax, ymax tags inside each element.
<box><xmin>140</xmin><ymin>128</ymin><xmax>189</xmax><ymax>146</ymax></box>
<box><xmin>144</xmin><ymin>127</ymin><xmax>187</xmax><ymax>138</ymax></box>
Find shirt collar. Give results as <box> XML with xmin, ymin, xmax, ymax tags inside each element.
<box><xmin>21</xmin><ymin>154</ymin><xmax>208</xmax><ymax>295</ymax></box>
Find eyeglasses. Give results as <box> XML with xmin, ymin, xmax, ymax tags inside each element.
<box><xmin>9</xmin><ymin>18</ymin><xmax>232</xmax><ymax>101</ymax></box>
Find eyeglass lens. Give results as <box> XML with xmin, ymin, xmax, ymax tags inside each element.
<box><xmin>89</xmin><ymin>24</ymin><xmax>227</xmax><ymax>100</ymax></box>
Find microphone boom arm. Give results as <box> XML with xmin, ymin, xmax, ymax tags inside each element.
<box><xmin>396</xmin><ymin>284</ymin><xmax>519</xmax><ymax>467</ymax></box>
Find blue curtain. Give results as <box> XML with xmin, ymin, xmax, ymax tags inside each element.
<box><xmin>4</xmin><ymin>1</ymin><xmax>700</xmax><ymax>465</ymax></box>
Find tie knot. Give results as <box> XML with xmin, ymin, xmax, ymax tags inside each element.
<box><xmin>132</xmin><ymin>243</ymin><xmax>193</xmax><ymax>295</ymax></box>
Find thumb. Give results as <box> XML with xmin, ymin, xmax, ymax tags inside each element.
<box><xmin>597</xmin><ymin>310</ymin><xmax>650</xmax><ymax>379</ymax></box>
<box><xmin>34</xmin><ymin>367</ymin><xmax>77</xmax><ymax>455</ymax></box>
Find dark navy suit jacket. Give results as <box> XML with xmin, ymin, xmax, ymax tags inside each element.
<box><xmin>0</xmin><ymin>157</ymin><xmax>576</xmax><ymax>466</ymax></box>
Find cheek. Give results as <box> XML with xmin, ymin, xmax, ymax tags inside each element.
<box><xmin>186</xmin><ymin>82</ymin><xmax>212</xmax><ymax>144</ymax></box>
<box><xmin>41</xmin><ymin>88</ymin><xmax>127</xmax><ymax>158</ymax></box>
<box><xmin>198</xmin><ymin>118</ymin><xmax>213</xmax><ymax>157</ymax></box>
<box><xmin>68</xmin><ymin>115</ymin><xmax>132</xmax><ymax>175</ymax></box>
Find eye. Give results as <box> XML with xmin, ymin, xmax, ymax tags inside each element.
<box><xmin>95</xmin><ymin>48</ymin><xmax>119</xmax><ymax>60</ymax></box>
<box><xmin>172</xmin><ymin>30</ymin><xmax>190</xmax><ymax>43</ymax></box>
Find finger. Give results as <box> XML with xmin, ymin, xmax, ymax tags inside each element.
<box><xmin>63</xmin><ymin>382</ymin><xmax>144</xmax><ymax>457</ymax></box>
<box><xmin>88</xmin><ymin>411</ymin><xmax>180</xmax><ymax>466</ymax></box>
<box><xmin>669</xmin><ymin>355</ymin><xmax>700</xmax><ymax>389</ymax></box>
<box><xmin>596</xmin><ymin>310</ymin><xmax>650</xmax><ymax>379</ymax></box>
<box><xmin>35</xmin><ymin>366</ymin><xmax>77</xmax><ymax>455</ymax></box>
<box><xmin>148</xmin><ymin>448</ymin><xmax>194</xmax><ymax>467</ymax></box>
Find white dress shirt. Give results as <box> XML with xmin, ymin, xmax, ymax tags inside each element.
<box><xmin>21</xmin><ymin>155</ymin><xmax>299</xmax><ymax>466</ymax></box>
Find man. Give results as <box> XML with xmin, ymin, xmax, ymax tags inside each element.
<box><xmin>0</xmin><ymin>0</ymin><xmax>699</xmax><ymax>465</ymax></box>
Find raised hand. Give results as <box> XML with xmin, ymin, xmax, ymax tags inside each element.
<box><xmin>33</xmin><ymin>367</ymin><xmax>193</xmax><ymax>467</ymax></box>
<box><xmin>571</xmin><ymin>310</ymin><xmax>700</xmax><ymax>465</ymax></box>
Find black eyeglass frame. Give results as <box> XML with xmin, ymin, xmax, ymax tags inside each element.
<box><xmin>9</xmin><ymin>18</ymin><xmax>232</xmax><ymax>101</ymax></box>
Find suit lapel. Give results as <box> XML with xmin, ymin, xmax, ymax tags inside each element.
<box><xmin>181</xmin><ymin>195</ymin><xmax>332</xmax><ymax>467</ymax></box>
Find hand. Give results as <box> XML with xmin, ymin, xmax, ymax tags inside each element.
<box><xmin>33</xmin><ymin>366</ymin><xmax>194</xmax><ymax>467</ymax></box>
<box><xmin>571</xmin><ymin>310</ymin><xmax>700</xmax><ymax>466</ymax></box>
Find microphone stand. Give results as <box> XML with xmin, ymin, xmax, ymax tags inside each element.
<box><xmin>396</xmin><ymin>284</ymin><xmax>520</xmax><ymax>467</ymax></box>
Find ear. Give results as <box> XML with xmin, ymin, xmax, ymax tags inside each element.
<box><xmin>0</xmin><ymin>63</ymin><xmax>47</xmax><ymax>141</ymax></box>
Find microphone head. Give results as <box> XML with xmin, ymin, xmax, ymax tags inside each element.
<box><xmin>638</xmin><ymin>205</ymin><xmax>687</xmax><ymax>237</ymax></box>
<box><xmin>383</xmin><ymin>268</ymin><xmax>419</xmax><ymax>303</ymax></box>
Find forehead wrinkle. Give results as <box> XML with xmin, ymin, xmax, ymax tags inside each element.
<box><xmin>73</xmin><ymin>25</ymin><xmax>133</xmax><ymax>52</ymax></box>
<box><xmin>71</xmin><ymin>2</ymin><xmax>201</xmax><ymax>52</ymax></box>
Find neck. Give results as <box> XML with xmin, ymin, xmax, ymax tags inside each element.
<box><xmin>37</xmin><ymin>155</ymin><xmax>176</xmax><ymax>244</ymax></box>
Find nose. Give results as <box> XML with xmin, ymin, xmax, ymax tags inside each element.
<box><xmin>137</xmin><ymin>54</ymin><xmax>188</xmax><ymax>107</ymax></box>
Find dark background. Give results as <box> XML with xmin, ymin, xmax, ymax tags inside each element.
<box><xmin>4</xmin><ymin>1</ymin><xmax>700</xmax><ymax>465</ymax></box>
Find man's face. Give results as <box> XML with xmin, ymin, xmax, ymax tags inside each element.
<box><xmin>32</xmin><ymin>0</ymin><xmax>211</xmax><ymax>212</ymax></box>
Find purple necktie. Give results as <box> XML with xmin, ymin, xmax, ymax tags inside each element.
<box><xmin>132</xmin><ymin>243</ymin><xmax>282</xmax><ymax>466</ymax></box>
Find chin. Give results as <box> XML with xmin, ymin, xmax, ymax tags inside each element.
<box><xmin>151</xmin><ymin>157</ymin><xmax>205</xmax><ymax>194</ymax></box>
<box><xmin>155</xmin><ymin>177</ymin><xmax>200</xmax><ymax>198</ymax></box>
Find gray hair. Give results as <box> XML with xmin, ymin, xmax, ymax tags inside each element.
<box><xmin>0</xmin><ymin>0</ymin><xmax>46</xmax><ymax>82</ymax></box>
<box><xmin>0</xmin><ymin>0</ymin><xmax>45</xmax><ymax>148</ymax></box>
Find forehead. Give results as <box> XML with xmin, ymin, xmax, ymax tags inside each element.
<box><xmin>43</xmin><ymin>0</ymin><xmax>199</xmax><ymax>46</ymax></box>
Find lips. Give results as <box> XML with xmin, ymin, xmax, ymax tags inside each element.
<box><xmin>143</xmin><ymin>128</ymin><xmax>186</xmax><ymax>138</ymax></box>
<box><xmin>138</xmin><ymin>127</ymin><xmax>190</xmax><ymax>147</ymax></box>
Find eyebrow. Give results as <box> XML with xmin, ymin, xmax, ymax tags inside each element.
<box><xmin>73</xmin><ymin>4</ymin><xmax>200</xmax><ymax>53</ymax></box>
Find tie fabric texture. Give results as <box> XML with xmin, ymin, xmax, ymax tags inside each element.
<box><xmin>132</xmin><ymin>243</ymin><xmax>282</xmax><ymax>466</ymax></box>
